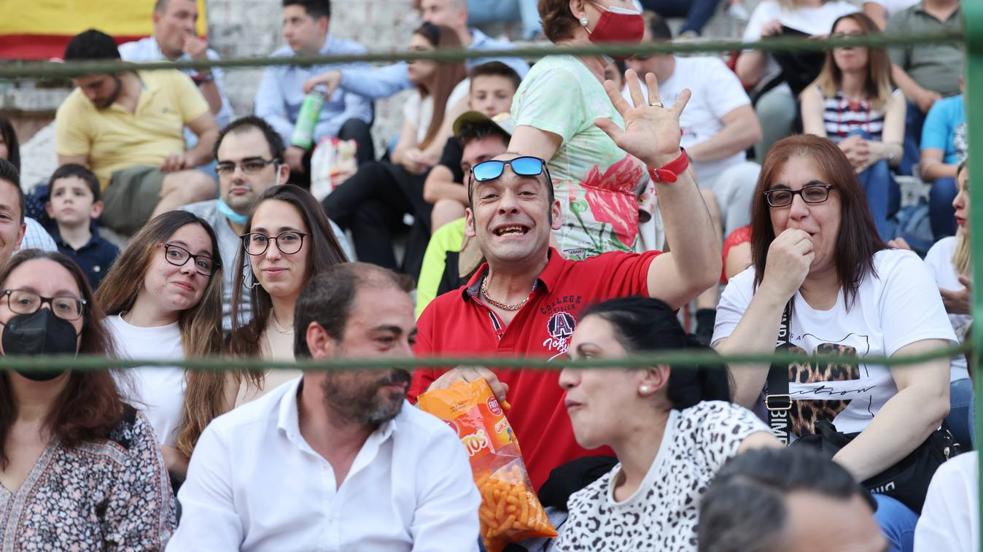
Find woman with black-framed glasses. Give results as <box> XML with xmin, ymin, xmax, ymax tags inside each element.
<box><xmin>712</xmin><ymin>135</ymin><xmax>955</xmax><ymax>549</ymax></box>
<box><xmin>0</xmin><ymin>249</ymin><xmax>175</xmax><ymax>548</ymax></box>
<box><xmin>95</xmin><ymin>210</ymin><xmax>227</xmax><ymax>488</ymax></box>
<box><xmin>228</xmin><ymin>185</ymin><xmax>347</xmax><ymax>398</ymax></box>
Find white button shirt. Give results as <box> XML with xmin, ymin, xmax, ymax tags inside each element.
<box><xmin>167</xmin><ymin>377</ymin><xmax>480</xmax><ymax>552</ymax></box>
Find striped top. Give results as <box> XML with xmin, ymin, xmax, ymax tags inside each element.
<box><xmin>821</xmin><ymin>89</ymin><xmax>888</xmax><ymax>141</ymax></box>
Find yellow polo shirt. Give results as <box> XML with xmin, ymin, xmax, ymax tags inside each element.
<box><xmin>55</xmin><ymin>70</ymin><xmax>209</xmax><ymax>189</ymax></box>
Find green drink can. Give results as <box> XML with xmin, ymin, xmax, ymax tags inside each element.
<box><xmin>291</xmin><ymin>84</ymin><xmax>328</xmax><ymax>149</ymax></box>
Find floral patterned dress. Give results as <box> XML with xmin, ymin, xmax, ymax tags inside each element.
<box><xmin>512</xmin><ymin>54</ymin><xmax>651</xmax><ymax>260</ymax></box>
<box><xmin>0</xmin><ymin>407</ymin><xmax>175</xmax><ymax>551</ymax></box>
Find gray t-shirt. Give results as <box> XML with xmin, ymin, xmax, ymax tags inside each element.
<box><xmin>886</xmin><ymin>3</ymin><xmax>964</xmax><ymax>98</ymax></box>
<box><xmin>182</xmin><ymin>200</ymin><xmax>352</xmax><ymax>331</ymax></box>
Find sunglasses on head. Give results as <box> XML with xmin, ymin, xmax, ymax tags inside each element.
<box><xmin>470</xmin><ymin>156</ymin><xmax>548</xmax><ymax>183</ymax></box>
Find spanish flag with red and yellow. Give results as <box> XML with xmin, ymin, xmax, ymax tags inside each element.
<box><xmin>0</xmin><ymin>0</ymin><xmax>207</xmax><ymax>60</ymax></box>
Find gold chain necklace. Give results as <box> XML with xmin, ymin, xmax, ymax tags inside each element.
<box><xmin>480</xmin><ymin>278</ymin><xmax>534</xmax><ymax>312</ymax></box>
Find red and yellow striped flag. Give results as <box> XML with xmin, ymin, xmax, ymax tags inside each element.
<box><xmin>0</xmin><ymin>0</ymin><xmax>207</xmax><ymax>60</ymax></box>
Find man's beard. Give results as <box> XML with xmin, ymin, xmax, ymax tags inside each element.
<box><xmin>95</xmin><ymin>76</ymin><xmax>123</xmax><ymax>109</ymax></box>
<box><xmin>321</xmin><ymin>368</ymin><xmax>411</xmax><ymax>426</ymax></box>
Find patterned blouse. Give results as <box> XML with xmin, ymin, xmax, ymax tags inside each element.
<box><xmin>0</xmin><ymin>407</ymin><xmax>175</xmax><ymax>550</ymax></box>
<box><xmin>555</xmin><ymin>402</ymin><xmax>768</xmax><ymax>552</ymax></box>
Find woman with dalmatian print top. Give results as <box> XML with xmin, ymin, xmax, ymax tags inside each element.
<box><xmin>555</xmin><ymin>297</ymin><xmax>776</xmax><ymax>551</ymax></box>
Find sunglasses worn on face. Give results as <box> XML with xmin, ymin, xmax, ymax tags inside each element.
<box><xmin>471</xmin><ymin>156</ymin><xmax>548</xmax><ymax>182</ymax></box>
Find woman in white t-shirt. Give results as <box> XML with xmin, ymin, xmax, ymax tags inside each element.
<box><xmin>228</xmin><ymin>185</ymin><xmax>347</xmax><ymax>400</ymax></box>
<box><xmin>555</xmin><ymin>297</ymin><xmax>776</xmax><ymax>551</ymax></box>
<box><xmin>319</xmin><ymin>23</ymin><xmax>467</xmax><ymax>277</ymax></box>
<box><xmin>712</xmin><ymin>135</ymin><xmax>955</xmax><ymax>549</ymax></box>
<box><xmin>922</xmin><ymin>160</ymin><xmax>973</xmax><ymax>448</ymax></box>
<box><xmin>96</xmin><ymin>210</ymin><xmax>225</xmax><ymax>483</ymax></box>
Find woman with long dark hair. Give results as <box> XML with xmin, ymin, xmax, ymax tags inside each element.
<box><xmin>556</xmin><ymin>296</ymin><xmax>776</xmax><ymax>550</ymax></box>
<box><xmin>800</xmin><ymin>12</ymin><xmax>905</xmax><ymax>239</ymax></box>
<box><xmin>96</xmin><ymin>210</ymin><xmax>226</xmax><ymax>483</ymax></box>
<box><xmin>713</xmin><ymin>134</ymin><xmax>955</xmax><ymax>550</ymax></box>
<box><xmin>319</xmin><ymin>23</ymin><xmax>468</xmax><ymax>277</ymax></box>
<box><xmin>229</xmin><ymin>185</ymin><xmax>346</xmax><ymax>399</ymax></box>
<box><xmin>0</xmin><ymin>250</ymin><xmax>173</xmax><ymax>548</ymax></box>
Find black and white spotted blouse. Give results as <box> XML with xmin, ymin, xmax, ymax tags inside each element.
<box><xmin>0</xmin><ymin>407</ymin><xmax>175</xmax><ymax>551</ymax></box>
<box><xmin>555</xmin><ymin>401</ymin><xmax>768</xmax><ymax>551</ymax></box>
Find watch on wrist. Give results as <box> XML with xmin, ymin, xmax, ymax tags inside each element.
<box><xmin>647</xmin><ymin>148</ymin><xmax>689</xmax><ymax>184</ymax></box>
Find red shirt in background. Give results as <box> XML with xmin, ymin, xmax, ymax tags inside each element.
<box><xmin>411</xmin><ymin>248</ymin><xmax>660</xmax><ymax>490</ymax></box>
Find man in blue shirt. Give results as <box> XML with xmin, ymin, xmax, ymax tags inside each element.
<box><xmin>254</xmin><ymin>0</ymin><xmax>375</xmax><ymax>186</ymax></box>
<box><xmin>119</xmin><ymin>0</ymin><xmax>233</xmax><ymax>132</ymax></box>
<box><xmin>302</xmin><ymin>0</ymin><xmax>529</xmax><ymax>103</ymax></box>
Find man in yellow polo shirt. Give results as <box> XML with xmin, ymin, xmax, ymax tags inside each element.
<box><xmin>55</xmin><ymin>29</ymin><xmax>219</xmax><ymax>236</ymax></box>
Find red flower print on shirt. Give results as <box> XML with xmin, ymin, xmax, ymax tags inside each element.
<box><xmin>582</xmin><ymin>155</ymin><xmax>645</xmax><ymax>248</ymax></box>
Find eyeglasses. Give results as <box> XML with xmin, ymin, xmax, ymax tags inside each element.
<box><xmin>471</xmin><ymin>156</ymin><xmax>548</xmax><ymax>183</ymax></box>
<box><xmin>162</xmin><ymin>243</ymin><xmax>219</xmax><ymax>275</ymax></box>
<box><xmin>215</xmin><ymin>158</ymin><xmax>278</xmax><ymax>177</ymax></box>
<box><xmin>241</xmin><ymin>231</ymin><xmax>307</xmax><ymax>256</ymax></box>
<box><xmin>1</xmin><ymin>289</ymin><xmax>85</xmax><ymax>321</ymax></box>
<box><xmin>764</xmin><ymin>185</ymin><xmax>833</xmax><ymax>207</ymax></box>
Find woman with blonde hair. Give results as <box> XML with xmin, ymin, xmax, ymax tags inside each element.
<box><xmin>801</xmin><ymin>11</ymin><xmax>905</xmax><ymax>239</ymax></box>
<box><xmin>922</xmin><ymin>160</ymin><xmax>974</xmax><ymax>449</ymax></box>
<box><xmin>96</xmin><ymin>210</ymin><xmax>228</xmax><ymax>484</ymax></box>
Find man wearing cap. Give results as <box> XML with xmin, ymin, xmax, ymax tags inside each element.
<box><xmin>409</xmin><ymin>71</ymin><xmax>721</xmax><ymax>490</ymax></box>
<box><xmin>415</xmin><ymin>109</ymin><xmax>513</xmax><ymax>317</ymax></box>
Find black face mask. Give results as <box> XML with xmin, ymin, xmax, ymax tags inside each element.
<box><xmin>2</xmin><ymin>309</ymin><xmax>79</xmax><ymax>381</ymax></box>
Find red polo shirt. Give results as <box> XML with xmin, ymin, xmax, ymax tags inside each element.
<box><xmin>411</xmin><ymin>247</ymin><xmax>660</xmax><ymax>490</ymax></box>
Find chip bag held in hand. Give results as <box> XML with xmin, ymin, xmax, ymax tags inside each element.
<box><xmin>417</xmin><ymin>379</ymin><xmax>556</xmax><ymax>551</ymax></box>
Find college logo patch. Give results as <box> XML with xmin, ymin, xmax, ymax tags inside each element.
<box><xmin>543</xmin><ymin>311</ymin><xmax>576</xmax><ymax>355</ymax></box>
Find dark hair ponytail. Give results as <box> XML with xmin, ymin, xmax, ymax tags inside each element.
<box><xmin>578</xmin><ymin>296</ymin><xmax>731</xmax><ymax>409</ymax></box>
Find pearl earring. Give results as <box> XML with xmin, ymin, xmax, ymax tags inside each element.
<box><xmin>580</xmin><ymin>16</ymin><xmax>589</xmax><ymax>26</ymax></box>
<box><xmin>640</xmin><ymin>386</ymin><xmax>651</xmax><ymax>394</ymax></box>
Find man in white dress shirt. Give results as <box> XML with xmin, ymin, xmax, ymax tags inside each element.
<box><xmin>169</xmin><ymin>262</ymin><xmax>480</xmax><ymax>551</ymax></box>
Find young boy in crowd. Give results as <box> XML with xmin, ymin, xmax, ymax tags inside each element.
<box><xmin>45</xmin><ymin>164</ymin><xmax>119</xmax><ymax>289</ymax></box>
<box><xmin>422</xmin><ymin>61</ymin><xmax>522</xmax><ymax>232</ymax></box>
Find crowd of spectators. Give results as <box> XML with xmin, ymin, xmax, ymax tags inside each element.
<box><xmin>0</xmin><ymin>0</ymin><xmax>975</xmax><ymax>550</ymax></box>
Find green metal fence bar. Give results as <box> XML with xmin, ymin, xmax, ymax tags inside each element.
<box><xmin>963</xmin><ymin>1</ymin><xmax>982</xmax><ymax>550</ymax></box>
<box><xmin>0</xmin><ymin>31</ymin><xmax>962</xmax><ymax>79</ymax></box>
<box><xmin>0</xmin><ymin>342</ymin><xmax>968</xmax><ymax>373</ymax></box>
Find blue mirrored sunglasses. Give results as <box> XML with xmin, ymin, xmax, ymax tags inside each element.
<box><xmin>471</xmin><ymin>156</ymin><xmax>547</xmax><ymax>182</ymax></box>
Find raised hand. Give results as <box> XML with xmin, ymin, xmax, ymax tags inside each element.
<box><xmin>594</xmin><ymin>69</ymin><xmax>690</xmax><ymax>168</ymax></box>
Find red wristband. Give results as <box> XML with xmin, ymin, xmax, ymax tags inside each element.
<box><xmin>647</xmin><ymin>148</ymin><xmax>689</xmax><ymax>184</ymax></box>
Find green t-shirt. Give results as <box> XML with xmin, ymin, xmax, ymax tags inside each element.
<box><xmin>512</xmin><ymin>55</ymin><xmax>649</xmax><ymax>260</ymax></box>
<box><xmin>886</xmin><ymin>4</ymin><xmax>963</xmax><ymax>98</ymax></box>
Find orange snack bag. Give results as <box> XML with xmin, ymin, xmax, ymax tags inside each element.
<box><xmin>417</xmin><ymin>379</ymin><xmax>556</xmax><ymax>552</ymax></box>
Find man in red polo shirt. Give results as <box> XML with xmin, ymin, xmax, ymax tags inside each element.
<box><xmin>410</xmin><ymin>72</ymin><xmax>721</xmax><ymax>490</ymax></box>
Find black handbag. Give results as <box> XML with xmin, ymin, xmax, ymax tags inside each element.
<box><xmin>765</xmin><ymin>302</ymin><xmax>960</xmax><ymax>513</ymax></box>
<box><xmin>793</xmin><ymin>419</ymin><xmax>959</xmax><ymax>513</ymax></box>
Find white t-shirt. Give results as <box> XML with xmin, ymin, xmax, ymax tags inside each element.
<box><xmin>743</xmin><ymin>0</ymin><xmax>859</xmax><ymax>87</ymax></box>
<box><xmin>402</xmin><ymin>79</ymin><xmax>470</xmax><ymax>144</ymax></box>
<box><xmin>555</xmin><ymin>401</ymin><xmax>768</xmax><ymax>552</ymax></box>
<box><xmin>626</xmin><ymin>57</ymin><xmax>751</xmax><ymax>188</ymax></box>
<box><xmin>107</xmin><ymin>314</ymin><xmax>186</xmax><ymax>447</ymax></box>
<box><xmin>923</xmin><ymin>236</ymin><xmax>971</xmax><ymax>382</ymax></box>
<box><xmin>914</xmin><ymin>453</ymin><xmax>978</xmax><ymax>552</ymax></box>
<box><xmin>713</xmin><ymin>249</ymin><xmax>956</xmax><ymax>437</ymax></box>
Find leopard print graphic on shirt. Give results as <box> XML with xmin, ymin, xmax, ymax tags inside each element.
<box><xmin>554</xmin><ymin>401</ymin><xmax>768</xmax><ymax>552</ymax></box>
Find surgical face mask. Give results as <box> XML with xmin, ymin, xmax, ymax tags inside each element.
<box><xmin>2</xmin><ymin>309</ymin><xmax>79</xmax><ymax>381</ymax></box>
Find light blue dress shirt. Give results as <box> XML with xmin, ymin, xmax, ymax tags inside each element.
<box><xmin>336</xmin><ymin>28</ymin><xmax>530</xmax><ymax>101</ymax></box>
<box><xmin>254</xmin><ymin>36</ymin><xmax>375</xmax><ymax>146</ymax></box>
